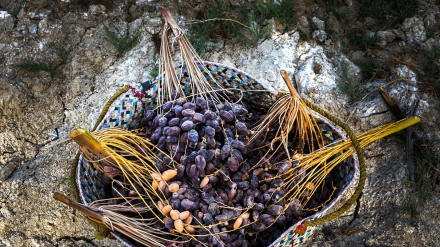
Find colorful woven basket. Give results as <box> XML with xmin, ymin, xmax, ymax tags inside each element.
<box><xmin>76</xmin><ymin>62</ymin><xmax>360</xmax><ymax>247</ymax></box>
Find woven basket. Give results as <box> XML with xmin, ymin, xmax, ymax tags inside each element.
<box><xmin>76</xmin><ymin>62</ymin><xmax>359</xmax><ymax>247</ymax></box>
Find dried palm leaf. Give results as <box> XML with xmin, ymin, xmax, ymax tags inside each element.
<box><xmin>54</xmin><ymin>193</ymin><xmax>182</xmax><ymax>247</ymax></box>
<box><xmin>70</xmin><ymin>127</ymin><xmax>176</xmax><ymax>221</ymax></box>
<box><xmin>248</xmin><ymin>70</ymin><xmax>325</xmax><ymax>162</ymax></box>
<box><xmin>265</xmin><ymin>116</ymin><xmax>420</xmax><ymax>225</ymax></box>
<box><xmin>157</xmin><ymin>6</ymin><xmax>227</xmax><ymax>108</ymax></box>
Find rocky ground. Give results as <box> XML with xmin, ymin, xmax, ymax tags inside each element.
<box><xmin>0</xmin><ymin>0</ymin><xmax>439</xmax><ymax>246</ymax></box>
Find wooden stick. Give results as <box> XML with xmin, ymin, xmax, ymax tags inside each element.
<box><xmin>160</xmin><ymin>6</ymin><xmax>181</xmax><ymax>37</ymax></box>
<box><xmin>280</xmin><ymin>70</ymin><xmax>298</xmax><ymax>97</ymax></box>
<box><xmin>70</xmin><ymin>129</ymin><xmax>116</xmax><ymax>165</ymax></box>
<box><xmin>54</xmin><ymin>192</ymin><xmax>104</xmax><ymax>223</ymax></box>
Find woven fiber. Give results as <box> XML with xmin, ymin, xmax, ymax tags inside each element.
<box><xmin>77</xmin><ymin>62</ymin><xmax>359</xmax><ymax>247</ymax></box>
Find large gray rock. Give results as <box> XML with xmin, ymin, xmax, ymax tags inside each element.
<box><xmin>209</xmin><ymin>31</ymin><xmax>298</xmax><ymax>93</ymax></box>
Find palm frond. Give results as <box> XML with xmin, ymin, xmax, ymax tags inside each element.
<box><xmin>70</xmin><ymin>128</ymin><xmax>176</xmax><ymax>221</ymax></box>
<box><xmin>157</xmin><ymin>7</ymin><xmax>227</xmax><ymax>108</ymax></box>
<box><xmin>54</xmin><ymin>193</ymin><xmax>181</xmax><ymax>247</ymax></box>
<box><xmin>270</xmin><ymin>116</ymin><xmax>421</xmax><ymax>213</ymax></box>
<box><xmin>248</xmin><ymin>70</ymin><xmax>325</xmax><ymax>163</ymax></box>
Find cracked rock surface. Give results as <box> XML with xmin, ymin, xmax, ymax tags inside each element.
<box><xmin>1</xmin><ymin>0</ymin><xmax>439</xmax><ymax>246</ymax></box>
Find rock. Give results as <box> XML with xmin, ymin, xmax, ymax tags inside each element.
<box><xmin>293</xmin><ymin>0</ymin><xmax>307</xmax><ymax>16</ymax></box>
<box><xmin>205</xmin><ymin>39</ymin><xmax>225</xmax><ymax>52</ymax></box>
<box><xmin>33</xmin><ymin>12</ymin><xmax>49</xmax><ymax>20</ymax></box>
<box><xmin>424</xmin><ymin>13</ymin><xmax>437</xmax><ymax>29</ymax></box>
<box><xmin>88</xmin><ymin>4</ymin><xmax>107</xmax><ymax>16</ymax></box>
<box><xmin>58</xmin><ymin>238</ymin><xmax>96</xmax><ymax>247</ymax></box>
<box><xmin>421</xmin><ymin>37</ymin><xmax>438</xmax><ymax>50</ymax></box>
<box><xmin>0</xmin><ymin>158</ymin><xmax>19</xmax><ymax>181</ymax></box>
<box><xmin>29</xmin><ymin>23</ymin><xmax>38</xmax><ymax>35</ymax></box>
<box><xmin>376</xmin><ymin>30</ymin><xmax>396</xmax><ymax>47</ymax></box>
<box><xmin>356</xmin><ymin>95</ymin><xmax>393</xmax><ymax>127</ymax></box>
<box><xmin>395</xmin><ymin>65</ymin><xmax>417</xmax><ymax>85</ymax></box>
<box><xmin>297</xmin><ymin>15</ymin><xmax>309</xmax><ymax>29</ymax></box>
<box><xmin>129</xmin><ymin>5</ymin><xmax>138</xmax><ymax>19</ymax></box>
<box><xmin>295</xmin><ymin>45</ymin><xmax>350</xmax><ymax>116</ymax></box>
<box><xmin>363</xmin><ymin>17</ymin><xmax>378</xmax><ymax>28</ymax></box>
<box><xmin>402</xmin><ymin>17</ymin><xmax>427</xmax><ymax>44</ymax></box>
<box><xmin>0</xmin><ymin>11</ymin><xmax>14</xmax><ymax>33</ymax></box>
<box><xmin>392</xmin><ymin>28</ymin><xmax>406</xmax><ymax>41</ymax></box>
<box><xmin>38</xmin><ymin>17</ymin><xmax>49</xmax><ymax>34</ymax></box>
<box><xmin>337</xmin><ymin>55</ymin><xmax>361</xmax><ymax>80</ymax></box>
<box><xmin>17</xmin><ymin>22</ymin><xmax>29</xmax><ymax>36</ymax></box>
<box><xmin>388</xmin><ymin>65</ymin><xmax>428</xmax><ymax>115</ymax></box>
<box><xmin>312</xmin><ymin>30</ymin><xmax>327</xmax><ymax>42</ymax></box>
<box><xmin>208</xmin><ymin>31</ymin><xmax>302</xmax><ymax>93</ymax></box>
<box><xmin>350</xmin><ymin>50</ymin><xmax>366</xmax><ymax>65</ymax></box>
<box><xmin>311</xmin><ymin>16</ymin><xmax>325</xmax><ymax>30</ymax></box>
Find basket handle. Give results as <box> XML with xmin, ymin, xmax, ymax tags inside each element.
<box><xmin>92</xmin><ymin>85</ymin><xmax>130</xmax><ymax>131</ymax></box>
<box><xmin>302</xmin><ymin>99</ymin><xmax>366</xmax><ymax>227</ymax></box>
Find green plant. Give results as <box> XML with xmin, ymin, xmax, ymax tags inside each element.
<box><xmin>297</xmin><ymin>27</ymin><xmax>310</xmax><ymax>42</ymax></box>
<box><xmin>403</xmin><ymin>200</ymin><xmax>419</xmax><ymax>220</ymax></box>
<box><xmin>104</xmin><ymin>24</ymin><xmax>142</xmax><ymax>55</ymax></box>
<box><xmin>325</xmin><ymin>27</ymin><xmax>350</xmax><ymax>54</ymax></box>
<box><xmin>420</xmin><ymin>44</ymin><xmax>440</xmax><ymax>96</ymax></box>
<box><xmin>187</xmin><ymin>1</ymin><xmax>243</xmax><ymax>56</ymax></box>
<box><xmin>322</xmin><ymin>0</ymin><xmax>355</xmax><ymax>22</ymax></box>
<box><xmin>414</xmin><ymin>139</ymin><xmax>439</xmax><ymax>194</ymax></box>
<box><xmin>337</xmin><ymin>62</ymin><xmax>365</xmax><ymax>103</ymax></box>
<box><xmin>404</xmin><ymin>138</ymin><xmax>438</xmax><ymax>221</ymax></box>
<box><xmin>359</xmin><ymin>0</ymin><xmax>419</xmax><ymax>24</ymax></box>
<box><xmin>255</xmin><ymin>0</ymin><xmax>297</xmax><ymax>30</ymax></box>
<box><xmin>73</xmin><ymin>0</ymin><xmax>92</xmax><ymax>5</ymax></box>
<box><xmin>14</xmin><ymin>61</ymin><xmax>57</xmax><ymax>77</ymax></box>
<box><xmin>149</xmin><ymin>55</ymin><xmax>159</xmax><ymax>79</ymax></box>
<box><xmin>426</xmin><ymin>23</ymin><xmax>439</xmax><ymax>39</ymax></box>
<box><xmin>359</xmin><ymin>56</ymin><xmax>382</xmax><ymax>81</ymax></box>
<box><xmin>413</xmin><ymin>164</ymin><xmax>432</xmax><ymax>201</ymax></box>
<box><xmin>243</xmin><ymin>11</ymin><xmax>271</xmax><ymax>47</ymax></box>
<box><xmin>340</xmin><ymin>39</ymin><xmax>351</xmax><ymax>55</ymax></box>
<box><xmin>347</xmin><ymin>28</ymin><xmax>379</xmax><ymax>51</ymax></box>
<box><xmin>61</xmin><ymin>174</ymin><xmax>71</xmax><ymax>181</ymax></box>
<box><xmin>12</xmin><ymin>0</ymin><xmax>27</xmax><ymax>16</ymax></box>
<box><xmin>186</xmin><ymin>0</ymin><xmax>297</xmax><ymax>55</ymax></box>
<box><xmin>332</xmin><ymin>7</ymin><xmax>352</xmax><ymax>22</ymax></box>
<box><xmin>57</xmin><ymin>47</ymin><xmax>71</xmax><ymax>64</ymax></box>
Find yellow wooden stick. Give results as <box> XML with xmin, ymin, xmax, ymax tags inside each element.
<box><xmin>70</xmin><ymin>129</ymin><xmax>115</xmax><ymax>164</ymax></box>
